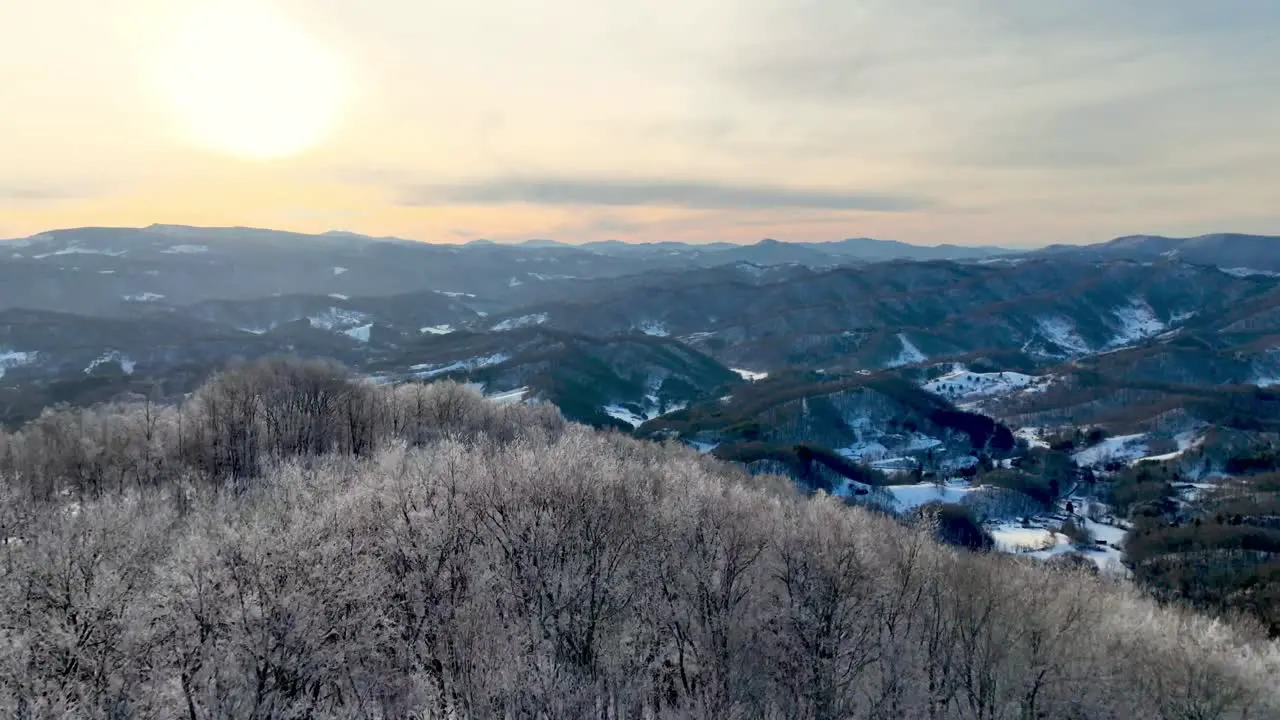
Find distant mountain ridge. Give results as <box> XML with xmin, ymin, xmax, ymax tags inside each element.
<box><xmin>1033</xmin><ymin>233</ymin><xmax>1280</xmax><ymax>271</ymax></box>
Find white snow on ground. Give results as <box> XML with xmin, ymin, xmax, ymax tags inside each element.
<box><xmin>837</xmin><ymin>441</ymin><xmax>891</xmax><ymax>461</ymax></box>
<box><xmin>1015</xmin><ymin>427</ymin><xmax>1050</xmax><ymax>449</ymax></box>
<box><xmin>879</xmin><ymin>481</ymin><xmax>984</xmax><ymax>512</ymax></box>
<box><xmin>1136</xmin><ymin>429</ymin><xmax>1204</xmax><ymax>463</ymax></box>
<box><xmin>1073</xmin><ymin>434</ymin><xmax>1148</xmax><ymax>467</ymax></box>
<box><xmin>1221</xmin><ymin>267</ymin><xmax>1280</xmax><ymax>278</ymax></box>
<box><xmin>940</xmin><ymin>455</ymin><xmax>981</xmax><ymax>472</ymax></box>
<box><xmin>436</xmin><ymin>290</ymin><xmax>476</xmax><ymax>298</ymax></box>
<box><xmin>308</xmin><ymin>307</ymin><xmax>370</xmax><ymax>331</ymax></box>
<box><xmin>638</xmin><ymin>320</ymin><xmax>669</xmax><ymax>337</ymax></box>
<box><xmin>905</xmin><ymin>433</ymin><xmax>944</xmax><ymax>450</ymax></box>
<box><xmin>923</xmin><ymin>369</ymin><xmax>1043</xmax><ymax>400</ymax></box>
<box><xmin>604</xmin><ymin>405</ymin><xmax>651</xmax><ymax>427</ymax></box>
<box><xmin>992</xmin><ymin>505</ymin><xmax>1129</xmax><ymax>575</ymax></box>
<box><xmin>491</xmin><ymin>313</ymin><xmax>548</xmax><ymax>331</ymax></box>
<box><xmin>162</xmin><ymin>244</ymin><xmax>209</xmax><ymax>254</ymax></box>
<box><xmin>420</xmin><ymin>324</ymin><xmax>455</xmax><ymax>335</ymax></box>
<box><xmin>85</xmin><ymin>351</ymin><xmax>135</xmax><ymax>375</ymax></box>
<box><xmin>239</xmin><ymin>327</ymin><xmax>269</xmax><ymax>335</ymax></box>
<box><xmin>732</xmin><ymin>368</ymin><xmax>769</xmax><ymax>381</ymax></box>
<box><xmin>508</xmin><ymin>276</ymin><xmax>524</xmax><ymax>287</ymax></box>
<box><xmin>1035</xmin><ymin>316</ymin><xmax>1090</xmax><ymax>354</ymax></box>
<box><xmin>332</xmin><ymin>266</ymin><xmax>348</xmax><ymax>276</ymax></box>
<box><xmin>487</xmin><ymin>387</ymin><xmax>530</xmax><ymax>404</ymax></box>
<box><xmin>685</xmin><ymin>440</ymin><xmax>719</xmax><ymax>454</ymax></box>
<box><xmin>328</xmin><ymin>293</ymin><xmax>349</xmax><ymax>300</ymax></box>
<box><xmin>0</xmin><ymin>350</ymin><xmax>38</xmax><ymax>380</ymax></box>
<box><xmin>410</xmin><ymin>353</ymin><xmax>510</xmax><ymax>379</ymax></box>
<box><xmin>1107</xmin><ymin>299</ymin><xmax>1166</xmax><ymax>347</ymax></box>
<box><xmin>122</xmin><ymin>293</ymin><xmax>165</xmax><ymax>302</ymax></box>
<box><xmin>990</xmin><ymin>526</ymin><xmax>1062</xmax><ymax>553</ymax></box>
<box><xmin>886</xmin><ymin>334</ymin><xmax>927</xmax><ymax>367</ymax></box>
<box><xmin>33</xmin><ymin>246</ymin><xmax>127</xmax><ymax>259</ymax></box>
<box><xmin>344</xmin><ymin>324</ymin><xmax>373</xmax><ymax>343</ymax></box>
<box><xmin>603</xmin><ymin>400</ymin><xmax>688</xmax><ymax>428</ymax></box>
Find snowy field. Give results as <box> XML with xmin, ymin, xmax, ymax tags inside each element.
<box><xmin>410</xmin><ymin>353</ymin><xmax>509</xmax><ymax>379</ymax></box>
<box><xmin>0</xmin><ymin>349</ymin><xmax>38</xmax><ymax>380</ymax></box>
<box><xmin>923</xmin><ymin>369</ymin><xmax>1046</xmax><ymax>400</ymax></box>
<box><xmin>1071</xmin><ymin>429</ymin><xmax>1203</xmax><ymax>468</ymax></box>
<box><xmin>1107</xmin><ymin>299</ymin><xmax>1166</xmax><ymax>348</ymax></box>
<box><xmin>491</xmin><ymin>313</ymin><xmax>548</xmax><ymax>331</ymax></box>
<box><xmin>886</xmin><ymin>334</ymin><xmax>927</xmax><ymax>367</ymax></box>
<box><xmin>1035</xmin><ymin>316</ymin><xmax>1091</xmax><ymax>354</ymax></box>
<box><xmin>1072</xmin><ymin>434</ymin><xmax>1149</xmax><ymax>467</ymax></box>
<box><xmin>603</xmin><ymin>398</ymin><xmax>687</xmax><ymax>428</ymax></box>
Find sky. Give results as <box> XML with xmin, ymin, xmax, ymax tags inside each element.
<box><xmin>2</xmin><ymin>0</ymin><xmax>1279</xmax><ymax>246</ymax></box>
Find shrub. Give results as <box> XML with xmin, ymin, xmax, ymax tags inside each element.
<box><xmin>1059</xmin><ymin>518</ymin><xmax>1096</xmax><ymax>548</ymax></box>
<box><xmin>917</xmin><ymin>501</ymin><xmax>995</xmax><ymax>552</ymax></box>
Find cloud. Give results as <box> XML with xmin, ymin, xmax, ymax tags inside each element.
<box><xmin>0</xmin><ymin>184</ymin><xmax>88</xmax><ymax>203</ymax></box>
<box><xmin>719</xmin><ymin>0</ymin><xmax>1280</xmax><ymax>184</ymax></box>
<box><xmin>399</xmin><ymin>177</ymin><xmax>930</xmax><ymax>212</ymax></box>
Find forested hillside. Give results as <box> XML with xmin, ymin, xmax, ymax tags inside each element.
<box><xmin>0</xmin><ymin>359</ymin><xmax>1275</xmax><ymax>718</ymax></box>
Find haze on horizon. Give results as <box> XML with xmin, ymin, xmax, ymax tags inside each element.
<box><xmin>2</xmin><ymin>0</ymin><xmax>1278</xmax><ymax>247</ymax></box>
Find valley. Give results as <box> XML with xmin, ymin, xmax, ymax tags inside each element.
<box><xmin>3</xmin><ymin>225</ymin><xmax>1280</xmax><ymax>630</ymax></box>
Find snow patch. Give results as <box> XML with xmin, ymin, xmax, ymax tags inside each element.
<box><xmin>33</xmin><ymin>246</ymin><xmax>127</xmax><ymax>259</ymax></box>
<box><xmin>1135</xmin><ymin>429</ymin><xmax>1204</xmax><ymax>463</ymax></box>
<box><xmin>162</xmin><ymin>244</ymin><xmax>209</xmax><ymax>254</ymax></box>
<box><xmin>344</xmin><ymin>324</ymin><xmax>372</xmax><ymax>343</ymax></box>
<box><xmin>1035</xmin><ymin>316</ymin><xmax>1090</xmax><ymax>354</ymax></box>
<box><xmin>732</xmin><ymin>368</ymin><xmax>769</xmax><ymax>382</ymax></box>
<box><xmin>487</xmin><ymin>386</ymin><xmax>530</xmax><ymax>404</ymax></box>
<box><xmin>1073</xmin><ymin>434</ymin><xmax>1148</xmax><ymax>468</ymax></box>
<box><xmin>308</xmin><ymin>307</ymin><xmax>371</xmax><ymax>331</ymax></box>
<box><xmin>924</xmin><ymin>369</ymin><xmax>1044</xmax><ymax>400</ymax></box>
<box><xmin>602</xmin><ymin>399</ymin><xmax>688</xmax><ymax>428</ymax></box>
<box><xmin>638</xmin><ymin>320</ymin><xmax>669</xmax><ymax>337</ymax></box>
<box><xmin>507</xmin><ymin>276</ymin><xmax>524</xmax><ymax>287</ymax></box>
<box><xmin>332</xmin><ymin>266</ymin><xmax>348</xmax><ymax>276</ymax></box>
<box><xmin>328</xmin><ymin>293</ymin><xmax>349</xmax><ymax>300</ymax></box>
<box><xmin>410</xmin><ymin>353</ymin><xmax>510</xmax><ymax>378</ymax></box>
<box><xmin>0</xmin><ymin>350</ymin><xmax>38</xmax><ymax>380</ymax></box>
<box><xmin>122</xmin><ymin>292</ymin><xmax>165</xmax><ymax>302</ymax></box>
<box><xmin>1221</xmin><ymin>266</ymin><xmax>1280</xmax><ymax>278</ymax></box>
<box><xmin>886</xmin><ymin>334</ymin><xmax>927</xmax><ymax>367</ymax></box>
<box><xmin>420</xmin><ymin>324</ymin><xmax>455</xmax><ymax>335</ymax></box>
<box><xmin>992</xmin><ymin>507</ymin><xmax>1128</xmax><ymax>575</ymax></box>
<box><xmin>436</xmin><ymin>290</ymin><xmax>476</xmax><ymax>298</ymax></box>
<box><xmin>1107</xmin><ymin>299</ymin><xmax>1166</xmax><ymax>347</ymax></box>
<box><xmin>685</xmin><ymin>440</ymin><xmax>719</xmax><ymax>454</ymax></box>
<box><xmin>872</xmin><ymin>481</ymin><xmax>984</xmax><ymax>512</ymax></box>
<box><xmin>1014</xmin><ymin>427</ymin><xmax>1050</xmax><ymax>450</ymax></box>
<box><xmin>491</xmin><ymin>313</ymin><xmax>548</xmax><ymax>331</ymax></box>
<box><xmin>85</xmin><ymin>351</ymin><xmax>135</xmax><ymax>375</ymax></box>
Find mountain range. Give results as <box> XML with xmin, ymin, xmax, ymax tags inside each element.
<box><xmin>3</xmin><ymin>224</ymin><xmax>1280</xmax><ymax>438</ymax></box>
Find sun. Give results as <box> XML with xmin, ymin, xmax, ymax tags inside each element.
<box><xmin>154</xmin><ymin>1</ymin><xmax>349</xmax><ymax>160</ymax></box>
